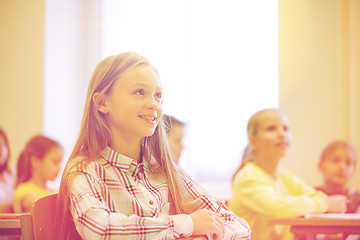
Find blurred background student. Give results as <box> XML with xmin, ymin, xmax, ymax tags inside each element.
<box><xmin>229</xmin><ymin>108</ymin><xmax>347</xmax><ymax>240</ymax></box>
<box><xmin>0</xmin><ymin>128</ymin><xmax>16</xmax><ymax>213</ymax></box>
<box><xmin>13</xmin><ymin>135</ymin><xmax>63</xmax><ymax>213</ymax></box>
<box><xmin>163</xmin><ymin>114</ymin><xmax>185</xmax><ymax>164</ymax></box>
<box><xmin>316</xmin><ymin>140</ymin><xmax>360</xmax><ymax>213</ymax></box>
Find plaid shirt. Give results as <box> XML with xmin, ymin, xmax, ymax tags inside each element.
<box><xmin>69</xmin><ymin>146</ymin><xmax>250</xmax><ymax>239</ymax></box>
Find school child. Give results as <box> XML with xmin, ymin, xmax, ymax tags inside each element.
<box><xmin>229</xmin><ymin>108</ymin><xmax>347</xmax><ymax>240</ymax></box>
<box><xmin>163</xmin><ymin>114</ymin><xmax>185</xmax><ymax>164</ymax></box>
<box><xmin>316</xmin><ymin>140</ymin><xmax>360</xmax><ymax>213</ymax></box>
<box><xmin>0</xmin><ymin>128</ymin><xmax>16</xmax><ymax>213</ymax></box>
<box><xmin>55</xmin><ymin>52</ymin><xmax>251</xmax><ymax>240</ymax></box>
<box><xmin>13</xmin><ymin>135</ymin><xmax>63</xmax><ymax>213</ymax></box>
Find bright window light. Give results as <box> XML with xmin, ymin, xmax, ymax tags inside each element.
<box><xmin>101</xmin><ymin>0</ymin><xmax>279</xmax><ymax>194</ymax></box>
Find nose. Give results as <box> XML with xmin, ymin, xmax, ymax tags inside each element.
<box><xmin>146</xmin><ymin>95</ymin><xmax>161</xmax><ymax>109</ymax></box>
<box><xmin>277</xmin><ymin>128</ymin><xmax>285</xmax><ymax>138</ymax></box>
<box><xmin>339</xmin><ymin>161</ymin><xmax>347</xmax><ymax>170</ymax></box>
<box><xmin>56</xmin><ymin>163</ymin><xmax>62</xmax><ymax>173</ymax></box>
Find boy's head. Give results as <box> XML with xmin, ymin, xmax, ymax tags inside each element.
<box><xmin>163</xmin><ymin>114</ymin><xmax>185</xmax><ymax>164</ymax></box>
<box><xmin>318</xmin><ymin>140</ymin><xmax>357</xmax><ymax>186</ymax></box>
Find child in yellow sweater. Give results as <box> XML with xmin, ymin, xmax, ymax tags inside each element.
<box><xmin>229</xmin><ymin>109</ymin><xmax>348</xmax><ymax>240</ymax></box>
<box><xmin>13</xmin><ymin>135</ymin><xmax>63</xmax><ymax>213</ymax></box>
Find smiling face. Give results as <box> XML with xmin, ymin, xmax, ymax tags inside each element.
<box><xmin>249</xmin><ymin>110</ymin><xmax>291</xmax><ymax>161</ymax></box>
<box><xmin>103</xmin><ymin>64</ymin><xmax>163</xmax><ymax>143</ymax></box>
<box><xmin>319</xmin><ymin>145</ymin><xmax>356</xmax><ymax>186</ymax></box>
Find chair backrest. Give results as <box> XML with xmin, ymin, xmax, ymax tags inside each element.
<box><xmin>32</xmin><ymin>193</ymin><xmax>81</xmax><ymax>240</ymax></box>
<box><xmin>31</xmin><ymin>194</ymin><xmax>57</xmax><ymax>240</ymax></box>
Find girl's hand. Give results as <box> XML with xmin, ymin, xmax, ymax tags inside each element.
<box><xmin>325</xmin><ymin>195</ymin><xmax>347</xmax><ymax>213</ymax></box>
<box><xmin>189</xmin><ymin>209</ymin><xmax>225</xmax><ymax>240</ymax></box>
<box><xmin>355</xmin><ymin>205</ymin><xmax>360</xmax><ymax>213</ymax></box>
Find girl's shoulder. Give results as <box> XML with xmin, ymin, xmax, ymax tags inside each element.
<box><xmin>15</xmin><ymin>181</ymin><xmax>47</xmax><ymax>194</ymax></box>
<box><xmin>238</xmin><ymin>162</ymin><xmax>268</xmax><ymax>177</ymax></box>
<box><xmin>70</xmin><ymin>155</ymin><xmax>115</xmax><ymax>183</ymax></box>
<box><xmin>233</xmin><ymin>163</ymin><xmax>271</xmax><ymax>185</ymax></box>
<box><xmin>70</xmin><ymin>155</ymin><xmax>106</xmax><ymax>173</ymax></box>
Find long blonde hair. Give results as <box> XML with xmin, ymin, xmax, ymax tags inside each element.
<box><xmin>55</xmin><ymin>52</ymin><xmax>192</xmax><ymax>239</ymax></box>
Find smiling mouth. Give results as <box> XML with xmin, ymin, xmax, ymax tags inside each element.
<box><xmin>139</xmin><ymin>115</ymin><xmax>156</xmax><ymax>121</ymax></box>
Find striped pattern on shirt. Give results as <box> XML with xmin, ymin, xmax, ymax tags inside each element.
<box><xmin>68</xmin><ymin>146</ymin><xmax>251</xmax><ymax>239</ymax></box>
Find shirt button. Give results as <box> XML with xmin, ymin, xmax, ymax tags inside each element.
<box><xmin>149</xmin><ymin>200</ymin><xmax>154</xmax><ymax>205</ymax></box>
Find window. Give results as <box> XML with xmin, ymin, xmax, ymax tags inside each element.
<box><xmin>45</xmin><ymin>0</ymin><xmax>279</xmax><ymax>197</ymax></box>
<box><xmin>101</xmin><ymin>1</ymin><xmax>279</xmax><ymax>197</ymax></box>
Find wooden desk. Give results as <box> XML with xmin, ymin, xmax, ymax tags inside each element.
<box><xmin>269</xmin><ymin>214</ymin><xmax>360</xmax><ymax>240</ymax></box>
<box><xmin>0</xmin><ymin>213</ymin><xmax>22</xmax><ymax>236</ymax></box>
<box><xmin>0</xmin><ymin>213</ymin><xmax>33</xmax><ymax>240</ymax></box>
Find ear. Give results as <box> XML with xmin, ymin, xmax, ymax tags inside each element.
<box><xmin>249</xmin><ymin>136</ymin><xmax>256</xmax><ymax>151</ymax></box>
<box><xmin>93</xmin><ymin>92</ymin><xmax>109</xmax><ymax>114</ymax></box>
<box><xmin>317</xmin><ymin>161</ymin><xmax>324</xmax><ymax>172</ymax></box>
<box><xmin>30</xmin><ymin>156</ymin><xmax>41</xmax><ymax>170</ymax></box>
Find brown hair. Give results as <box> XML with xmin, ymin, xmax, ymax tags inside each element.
<box><xmin>16</xmin><ymin>135</ymin><xmax>62</xmax><ymax>186</ymax></box>
<box><xmin>319</xmin><ymin>140</ymin><xmax>357</xmax><ymax>166</ymax></box>
<box><xmin>55</xmin><ymin>52</ymin><xmax>197</xmax><ymax>239</ymax></box>
<box><xmin>163</xmin><ymin>114</ymin><xmax>185</xmax><ymax>134</ymax></box>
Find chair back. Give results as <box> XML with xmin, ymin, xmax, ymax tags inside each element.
<box><xmin>32</xmin><ymin>194</ymin><xmax>57</xmax><ymax>240</ymax></box>
<box><xmin>32</xmin><ymin>193</ymin><xmax>81</xmax><ymax>240</ymax></box>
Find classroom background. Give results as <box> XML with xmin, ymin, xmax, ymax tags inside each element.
<box><xmin>1</xmin><ymin>0</ymin><xmax>359</xmax><ymax>199</ymax></box>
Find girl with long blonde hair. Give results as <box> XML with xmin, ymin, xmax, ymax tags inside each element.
<box><xmin>55</xmin><ymin>52</ymin><xmax>250</xmax><ymax>240</ymax></box>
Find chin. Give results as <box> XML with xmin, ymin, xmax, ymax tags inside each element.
<box><xmin>332</xmin><ymin>179</ymin><xmax>347</xmax><ymax>185</ymax></box>
<box><xmin>143</xmin><ymin>130</ymin><xmax>156</xmax><ymax>137</ymax></box>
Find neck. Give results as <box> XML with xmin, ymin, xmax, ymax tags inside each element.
<box><xmin>321</xmin><ymin>182</ymin><xmax>347</xmax><ymax>195</ymax></box>
<box><xmin>252</xmin><ymin>154</ymin><xmax>280</xmax><ymax>177</ymax></box>
<box><xmin>30</xmin><ymin>174</ymin><xmax>47</xmax><ymax>190</ymax></box>
<box><xmin>110</xmin><ymin>134</ymin><xmax>142</xmax><ymax>162</ymax></box>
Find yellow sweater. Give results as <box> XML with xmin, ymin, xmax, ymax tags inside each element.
<box><xmin>229</xmin><ymin>162</ymin><xmax>327</xmax><ymax>240</ymax></box>
<box><xmin>13</xmin><ymin>181</ymin><xmax>51</xmax><ymax>213</ymax></box>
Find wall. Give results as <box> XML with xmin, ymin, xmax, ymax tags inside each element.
<box><xmin>0</xmin><ymin>0</ymin><xmax>100</xmax><ymax>179</ymax></box>
<box><xmin>279</xmin><ymin>0</ymin><xmax>360</xmax><ymax>188</ymax></box>
<box><xmin>1</xmin><ymin>0</ymin><xmax>359</xmax><ymax>191</ymax></box>
<box><xmin>0</xmin><ymin>0</ymin><xmax>45</xmax><ymax>166</ymax></box>
<box><xmin>43</xmin><ymin>0</ymin><xmax>101</xmax><ymax>171</ymax></box>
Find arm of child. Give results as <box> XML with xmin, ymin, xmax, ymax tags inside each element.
<box><xmin>69</xmin><ymin>172</ymin><xmax>194</xmax><ymax>239</ymax></box>
<box><xmin>179</xmin><ymin>169</ymin><xmax>251</xmax><ymax>240</ymax></box>
<box><xmin>231</xmin><ymin>169</ymin><xmax>328</xmax><ymax>218</ymax></box>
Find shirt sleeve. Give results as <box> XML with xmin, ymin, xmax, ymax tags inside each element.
<box><xmin>231</xmin><ymin>168</ymin><xmax>327</xmax><ymax>218</ymax></box>
<box><xmin>69</xmin><ymin>172</ymin><xmax>193</xmax><ymax>240</ymax></box>
<box><xmin>13</xmin><ymin>184</ymin><xmax>28</xmax><ymax>213</ymax></box>
<box><xmin>179</xmin><ymin>170</ymin><xmax>251</xmax><ymax>240</ymax></box>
